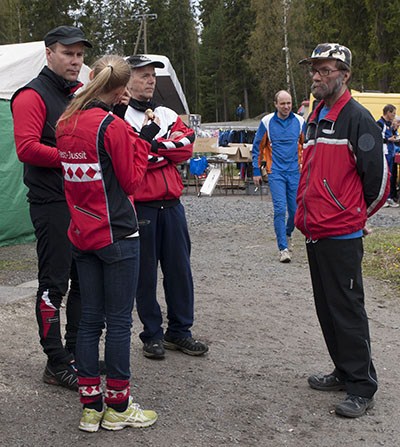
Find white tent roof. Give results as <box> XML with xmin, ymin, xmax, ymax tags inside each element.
<box><xmin>144</xmin><ymin>54</ymin><xmax>190</xmax><ymax>115</ymax></box>
<box><xmin>0</xmin><ymin>43</ymin><xmax>190</xmax><ymax>114</ymax></box>
<box><xmin>0</xmin><ymin>41</ymin><xmax>90</xmax><ymax>100</ymax></box>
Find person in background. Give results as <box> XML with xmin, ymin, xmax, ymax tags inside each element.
<box><xmin>252</xmin><ymin>90</ymin><xmax>304</xmax><ymax>263</ymax></box>
<box><xmin>11</xmin><ymin>25</ymin><xmax>92</xmax><ymax>391</ymax></box>
<box><xmin>114</xmin><ymin>55</ymin><xmax>208</xmax><ymax>360</ymax></box>
<box><xmin>296</xmin><ymin>43</ymin><xmax>389</xmax><ymax>418</ymax></box>
<box><xmin>390</xmin><ymin>116</ymin><xmax>400</xmax><ymax>203</ymax></box>
<box><xmin>236</xmin><ymin>103</ymin><xmax>245</xmax><ymax>121</ymax></box>
<box><xmin>56</xmin><ymin>54</ymin><xmax>158</xmax><ymax>433</ymax></box>
<box><xmin>377</xmin><ymin>104</ymin><xmax>398</xmax><ymax>207</ymax></box>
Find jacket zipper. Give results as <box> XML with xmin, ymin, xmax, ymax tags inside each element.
<box><xmin>303</xmin><ymin>122</ymin><xmax>320</xmax><ymax>239</ymax></box>
<box><xmin>161</xmin><ymin>168</ymin><xmax>169</xmax><ymax>199</ymax></box>
<box><xmin>323</xmin><ymin>179</ymin><xmax>346</xmax><ymax>210</ymax></box>
<box><xmin>74</xmin><ymin>205</ymin><xmax>102</xmax><ymax>221</ymax></box>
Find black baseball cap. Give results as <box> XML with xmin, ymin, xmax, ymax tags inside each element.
<box><xmin>126</xmin><ymin>54</ymin><xmax>165</xmax><ymax>69</ymax></box>
<box><xmin>44</xmin><ymin>25</ymin><xmax>92</xmax><ymax>48</ymax></box>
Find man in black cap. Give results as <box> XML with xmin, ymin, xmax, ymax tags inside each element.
<box><xmin>295</xmin><ymin>43</ymin><xmax>389</xmax><ymax>418</ymax></box>
<box><xmin>11</xmin><ymin>26</ymin><xmax>92</xmax><ymax>391</ymax></box>
<box><xmin>114</xmin><ymin>55</ymin><xmax>208</xmax><ymax>360</ymax></box>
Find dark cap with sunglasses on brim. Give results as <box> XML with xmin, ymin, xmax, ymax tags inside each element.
<box><xmin>299</xmin><ymin>43</ymin><xmax>352</xmax><ymax>68</ymax></box>
<box><xmin>44</xmin><ymin>25</ymin><xmax>92</xmax><ymax>48</ymax></box>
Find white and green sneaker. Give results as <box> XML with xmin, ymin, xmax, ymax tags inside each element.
<box><xmin>79</xmin><ymin>408</ymin><xmax>104</xmax><ymax>432</ymax></box>
<box><xmin>101</xmin><ymin>397</ymin><xmax>158</xmax><ymax>431</ymax></box>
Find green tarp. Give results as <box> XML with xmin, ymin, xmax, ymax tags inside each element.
<box><xmin>0</xmin><ymin>99</ymin><xmax>35</xmax><ymax>246</ymax></box>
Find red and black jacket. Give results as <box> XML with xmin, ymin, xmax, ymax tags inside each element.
<box><xmin>115</xmin><ymin>99</ymin><xmax>194</xmax><ymax>206</ymax></box>
<box><xmin>56</xmin><ymin>103</ymin><xmax>149</xmax><ymax>251</ymax></box>
<box><xmin>11</xmin><ymin>66</ymin><xmax>82</xmax><ymax>203</ymax></box>
<box><xmin>295</xmin><ymin>89</ymin><xmax>389</xmax><ymax>240</ymax></box>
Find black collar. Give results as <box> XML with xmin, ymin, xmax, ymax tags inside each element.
<box><xmin>83</xmin><ymin>99</ymin><xmax>112</xmax><ymax>112</ymax></box>
<box><xmin>128</xmin><ymin>97</ymin><xmax>158</xmax><ymax>112</ymax></box>
<box><xmin>41</xmin><ymin>66</ymin><xmax>82</xmax><ymax>96</ymax></box>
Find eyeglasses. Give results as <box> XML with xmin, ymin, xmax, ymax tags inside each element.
<box><xmin>308</xmin><ymin>68</ymin><xmax>344</xmax><ymax>77</ymax></box>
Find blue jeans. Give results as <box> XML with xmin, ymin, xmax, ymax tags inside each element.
<box><xmin>385</xmin><ymin>152</ymin><xmax>394</xmax><ymax>174</ymax></box>
<box><xmin>268</xmin><ymin>170</ymin><xmax>300</xmax><ymax>250</ymax></box>
<box><xmin>73</xmin><ymin>238</ymin><xmax>140</xmax><ymax>380</ymax></box>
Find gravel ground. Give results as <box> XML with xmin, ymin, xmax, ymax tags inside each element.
<box><xmin>0</xmin><ymin>189</ymin><xmax>398</xmax><ymax>287</ymax></box>
<box><xmin>1</xmin><ymin>189</ymin><xmax>400</xmax><ymax>447</ymax></box>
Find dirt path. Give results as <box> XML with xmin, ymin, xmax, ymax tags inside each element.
<box><xmin>0</xmin><ymin>194</ymin><xmax>399</xmax><ymax>446</ymax></box>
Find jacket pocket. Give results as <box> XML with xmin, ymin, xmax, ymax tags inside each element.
<box><xmin>74</xmin><ymin>205</ymin><xmax>102</xmax><ymax>221</ymax></box>
<box><xmin>323</xmin><ymin>179</ymin><xmax>346</xmax><ymax>210</ymax></box>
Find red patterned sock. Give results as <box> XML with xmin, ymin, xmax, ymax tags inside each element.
<box><xmin>105</xmin><ymin>378</ymin><xmax>130</xmax><ymax>411</ymax></box>
<box><xmin>78</xmin><ymin>376</ymin><xmax>102</xmax><ymax>407</ymax></box>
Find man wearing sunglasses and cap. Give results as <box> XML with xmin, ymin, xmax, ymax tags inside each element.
<box><xmin>11</xmin><ymin>26</ymin><xmax>92</xmax><ymax>391</ymax></box>
<box><xmin>114</xmin><ymin>55</ymin><xmax>208</xmax><ymax>360</ymax></box>
<box><xmin>295</xmin><ymin>43</ymin><xmax>390</xmax><ymax>417</ymax></box>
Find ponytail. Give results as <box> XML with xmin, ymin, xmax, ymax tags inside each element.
<box><xmin>58</xmin><ymin>55</ymin><xmax>131</xmax><ymax>125</ymax></box>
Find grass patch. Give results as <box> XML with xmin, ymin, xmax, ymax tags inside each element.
<box><xmin>0</xmin><ymin>260</ymin><xmax>33</xmax><ymax>271</ymax></box>
<box><xmin>363</xmin><ymin>228</ymin><xmax>400</xmax><ymax>291</ymax></box>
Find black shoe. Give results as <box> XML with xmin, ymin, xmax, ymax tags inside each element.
<box><xmin>163</xmin><ymin>335</ymin><xmax>208</xmax><ymax>356</ymax></box>
<box><xmin>143</xmin><ymin>340</ymin><xmax>165</xmax><ymax>359</ymax></box>
<box><xmin>335</xmin><ymin>394</ymin><xmax>375</xmax><ymax>418</ymax></box>
<box><xmin>43</xmin><ymin>361</ymin><xmax>78</xmax><ymax>391</ymax></box>
<box><xmin>308</xmin><ymin>372</ymin><xmax>345</xmax><ymax>391</ymax></box>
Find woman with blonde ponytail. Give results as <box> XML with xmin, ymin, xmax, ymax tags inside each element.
<box><xmin>56</xmin><ymin>54</ymin><xmax>160</xmax><ymax>433</ymax></box>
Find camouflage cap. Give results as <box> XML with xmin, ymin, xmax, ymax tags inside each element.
<box><xmin>299</xmin><ymin>43</ymin><xmax>352</xmax><ymax>67</ymax></box>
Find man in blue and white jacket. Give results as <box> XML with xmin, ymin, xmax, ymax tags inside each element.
<box><xmin>377</xmin><ymin>104</ymin><xmax>398</xmax><ymax>207</ymax></box>
<box><xmin>252</xmin><ymin>90</ymin><xmax>304</xmax><ymax>263</ymax></box>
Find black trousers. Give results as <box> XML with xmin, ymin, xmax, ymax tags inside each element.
<box><xmin>135</xmin><ymin>202</ymin><xmax>194</xmax><ymax>343</ymax></box>
<box><xmin>30</xmin><ymin>201</ymin><xmax>81</xmax><ymax>365</ymax></box>
<box><xmin>306</xmin><ymin>237</ymin><xmax>377</xmax><ymax>398</ymax></box>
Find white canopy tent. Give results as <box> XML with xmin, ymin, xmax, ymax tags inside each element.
<box><xmin>144</xmin><ymin>54</ymin><xmax>190</xmax><ymax>115</ymax></box>
<box><xmin>0</xmin><ymin>43</ymin><xmax>190</xmax><ymax>246</ymax></box>
<box><xmin>0</xmin><ymin>44</ymin><xmax>190</xmax><ymax>114</ymax></box>
<box><xmin>0</xmin><ymin>40</ymin><xmax>91</xmax><ymax>100</ymax></box>
<box><xmin>0</xmin><ymin>41</ymin><xmax>90</xmax><ymax>246</ymax></box>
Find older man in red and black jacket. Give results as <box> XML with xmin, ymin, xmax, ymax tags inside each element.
<box><xmin>296</xmin><ymin>43</ymin><xmax>389</xmax><ymax>419</ymax></box>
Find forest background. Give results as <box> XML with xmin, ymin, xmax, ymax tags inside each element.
<box><xmin>1</xmin><ymin>0</ymin><xmax>400</xmax><ymax>123</ymax></box>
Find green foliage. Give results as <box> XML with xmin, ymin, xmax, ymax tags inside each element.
<box><xmin>79</xmin><ymin>0</ymin><xmax>141</xmax><ymax>63</ymax></box>
<box><xmin>363</xmin><ymin>229</ymin><xmax>400</xmax><ymax>292</ymax></box>
<box><xmin>304</xmin><ymin>0</ymin><xmax>400</xmax><ymax>93</ymax></box>
<box><xmin>198</xmin><ymin>1</ymin><xmax>226</xmax><ymax>121</ymax></box>
<box><xmin>0</xmin><ymin>259</ymin><xmax>33</xmax><ymax>271</ymax></box>
<box><xmin>249</xmin><ymin>0</ymin><xmax>286</xmax><ymax>110</ymax></box>
<box><xmin>3</xmin><ymin>0</ymin><xmax>400</xmax><ymax>120</ymax></box>
<box><xmin>198</xmin><ymin>0</ymin><xmax>259</xmax><ymax>122</ymax></box>
<box><xmin>146</xmin><ymin>0</ymin><xmax>199</xmax><ymax>111</ymax></box>
<box><xmin>0</xmin><ymin>0</ymin><xmax>78</xmax><ymax>44</ymax></box>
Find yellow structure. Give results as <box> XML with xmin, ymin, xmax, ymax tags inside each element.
<box><xmin>305</xmin><ymin>90</ymin><xmax>400</xmax><ymax>120</ymax></box>
<box><xmin>351</xmin><ymin>90</ymin><xmax>400</xmax><ymax>120</ymax></box>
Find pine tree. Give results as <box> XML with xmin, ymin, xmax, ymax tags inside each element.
<box><xmin>248</xmin><ymin>0</ymin><xmax>286</xmax><ymax>111</ymax></box>
<box><xmin>144</xmin><ymin>0</ymin><xmax>199</xmax><ymax>112</ymax></box>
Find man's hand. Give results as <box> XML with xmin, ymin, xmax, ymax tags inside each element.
<box><xmin>253</xmin><ymin>175</ymin><xmax>262</xmax><ymax>186</ymax></box>
<box><xmin>362</xmin><ymin>226</ymin><xmax>372</xmax><ymax>237</ymax></box>
<box><xmin>142</xmin><ymin>112</ymin><xmax>160</xmax><ymax>128</ymax></box>
<box><xmin>170</xmin><ymin>131</ymin><xmax>184</xmax><ymax>140</ymax></box>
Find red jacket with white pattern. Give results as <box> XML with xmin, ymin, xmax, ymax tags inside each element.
<box><xmin>115</xmin><ymin>102</ymin><xmax>194</xmax><ymax>203</ymax></box>
<box><xmin>56</xmin><ymin>103</ymin><xmax>149</xmax><ymax>251</ymax></box>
